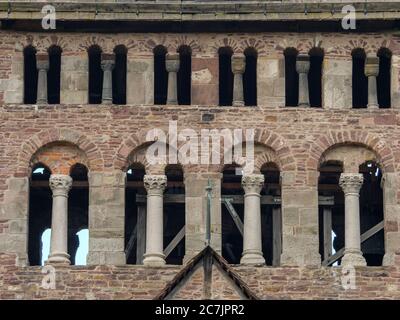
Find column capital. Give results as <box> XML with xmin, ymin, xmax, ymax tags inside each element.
<box><xmin>296</xmin><ymin>54</ymin><xmax>310</xmax><ymax>74</ymax></box>
<box><xmin>49</xmin><ymin>174</ymin><xmax>73</xmax><ymax>196</ymax></box>
<box><xmin>231</xmin><ymin>53</ymin><xmax>246</xmax><ymax>74</ymax></box>
<box><xmin>242</xmin><ymin>174</ymin><xmax>264</xmax><ymax>194</ymax></box>
<box><xmin>166</xmin><ymin>53</ymin><xmax>180</xmax><ymax>72</ymax></box>
<box><xmin>101</xmin><ymin>53</ymin><xmax>115</xmax><ymax>71</ymax></box>
<box><xmin>144</xmin><ymin>175</ymin><xmax>167</xmax><ymax>195</ymax></box>
<box><xmin>339</xmin><ymin>173</ymin><xmax>363</xmax><ymax>195</ymax></box>
<box><xmin>365</xmin><ymin>56</ymin><xmax>380</xmax><ymax>77</ymax></box>
<box><xmin>36</xmin><ymin>54</ymin><xmax>49</xmax><ymax>71</ymax></box>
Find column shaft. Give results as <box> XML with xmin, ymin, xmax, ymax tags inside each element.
<box><xmin>365</xmin><ymin>56</ymin><xmax>380</xmax><ymax>109</ymax></box>
<box><xmin>36</xmin><ymin>54</ymin><xmax>49</xmax><ymax>104</ymax></box>
<box><xmin>166</xmin><ymin>53</ymin><xmax>180</xmax><ymax>105</ymax></box>
<box><xmin>143</xmin><ymin>175</ymin><xmax>167</xmax><ymax>266</ymax></box>
<box><xmin>296</xmin><ymin>55</ymin><xmax>310</xmax><ymax>107</ymax></box>
<box><xmin>241</xmin><ymin>174</ymin><xmax>265</xmax><ymax>265</ymax></box>
<box><xmin>101</xmin><ymin>53</ymin><xmax>115</xmax><ymax>104</ymax></box>
<box><xmin>47</xmin><ymin>174</ymin><xmax>72</xmax><ymax>264</ymax></box>
<box><xmin>232</xmin><ymin>54</ymin><xmax>246</xmax><ymax>107</ymax></box>
<box><xmin>339</xmin><ymin>173</ymin><xmax>367</xmax><ymax>267</ymax></box>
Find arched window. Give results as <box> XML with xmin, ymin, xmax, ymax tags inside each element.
<box><xmin>125</xmin><ymin>163</ymin><xmax>146</xmax><ymax>264</ymax></box>
<box><xmin>28</xmin><ymin>163</ymin><xmax>52</xmax><ymax>266</ymax></box>
<box><xmin>112</xmin><ymin>45</ymin><xmax>127</xmax><ymax>105</ymax></box>
<box><xmin>309</xmin><ymin>48</ymin><xmax>324</xmax><ymax>108</ymax></box>
<box><xmin>177</xmin><ymin>45</ymin><xmax>192</xmax><ymax>105</ymax></box>
<box><xmin>47</xmin><ymin>45</ymin><xmax>62</xmax><ymax>104</ymax></box>
<box><xmin>88</xmin><ymin>45</ymin><xmax>103</xmax><ymax>104</ymax></box>
<box><xmin>153</xmin><ymin>45</ymin><xmax>168</xmax><ymax>105</ymax></box>
<box><xmin>284</xmin><ymin>48</ymin><xmax>299</xmax><ymax>107</ymax></box>
<box><xmin>164</xmin><ymin>164</ymin><xmax>185</xmax><ymax>265</ymax></box>
<box><xmin>244</xmin><ymin>47</ymin><xmax>257</xmax><ymax>106</ymax></box>
<box><xmin>352</xmin><ymin>48</ymin><xmax>368</xmax><ymax>108</ymax></box>
<box><xmin>24</xmin><ymin>45</ymin><xmax>38</xmax><ymax>104</ymax></box>
<box><xmin>218</xmin><ymin>47</ymin><xmax>234</xmax><ymax>106</ymax></box>
<box><xmin>69</xmin><ymin>163</ymin><xmax>89</xmax><ymax>265</ymax></box>
<box><xmin>377</xmin><ymin>48</ymin><xmax>392</xmax><ymax>109</ymax></box>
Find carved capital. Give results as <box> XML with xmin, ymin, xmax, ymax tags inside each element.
<box><xmin>231</xmin><ymin>53</ymin><xmax>246</xmax><ymax>74</ymax></box>
<box><xmin>101</xmin><ymin>53</ymin><xmax>115</xmax><ymax>71</ymax></box>
<box><xmin>166</xmin><ymin>53</ymin><xmax>180</xmax><ymax>72</ymax></box>
<box><xmin>296</xmin><ymin>54</ymin><xmax>310</xmax><ymax>74</ymax></box>
<box><xmin>242</xmin><ymin>174</ymin><xmax>264</xmax><ymax>194</ymax></box>
<box><xmin>49</xmin><ymin>174</ymin><xmax>72</xmax><ymax>196</ymax></box>
<box><xmin>365</xmin><ymin>56</ymin><xmax>380</xmax><ymax>77</ymax></box>
<box><xmin>144</xmin><ymin>175</ymin><xmax>167</xmax><ymax>195</ymax></box>
<box><xmin>36</xmin><ymin>54</ymin><xmax>49</xmax><ymax>71</ymax></box>
<box><xmin>339</xmin><ymin>173</ymin><xmax>363</xmax><ymax>195</ymax></box>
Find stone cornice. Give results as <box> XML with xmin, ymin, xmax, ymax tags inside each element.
<box><xmin>2</xmin><ymin>1</ymin><xmax>400</xmax><ymax>23</ymax></box>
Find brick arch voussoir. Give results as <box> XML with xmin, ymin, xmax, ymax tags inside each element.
<box><xmin>16</xmin><ymin>129</ymin><xmax>103</xmax><ymax>177</ymax></box>
<box><xmin>309</xmin><ymin>131</ymin><xmax>395</xmax><ymax>173</ymax></box>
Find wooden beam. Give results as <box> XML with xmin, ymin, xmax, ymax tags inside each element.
<box><xmin>272</xmin><ymin>207</ymin><xmax>282</xmax><ymax>267</ymax></box>
<box><xmin>322</xmin><ymin>220</ymin><xmax>384</xmax><ymax>266</ymax></box>
<box><xmin>203</xmin><ymin>253</ymin><xmax>213</xmax><ymax>300</ymax></box>
<box><xmin>222</xmin><ymin>198</ymin><xmax>244</xmax><ymax>236</ymax></box>
<box><xmin>323</xmin><ymin>208</ymin><xmax>333</xmax><ymax>261</ymax></box>
<box><xmin>136</xmin><ymin>206</ymin><xmax>146</xmax><ymax>265</ymax></box>
<box><xmin>125</xmin><ymin>225</ymin><xmax>137</xmax><ymax>259</ymax></box>
<box><xmin>164</xmin><ymin>226</ymin><xmax>185</xmax><ymax>258</ymax></box>
<box><xmin>135</xmin><ymin>194</ymin><xmax>333</xmax><ymax>206</ymax></box>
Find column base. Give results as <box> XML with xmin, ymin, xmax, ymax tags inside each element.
<box><xmin>143</xmin><ymin>252</ymin><xmax>166</xmax><ymax>267</ymax></box>
<box><xmin>341</xmin><ymin>249</ymin><xmax>366</xmax><ymax>267</ymax></box>
<box><xmin>46</xmin><ymin>252</ymin><xmax>71</xmax><ymax>265</ymax></box>
<box><xmin>102</xmin><ymin>99</ymin><xmax>112</xmax><ymax>105</ymax></box>
<box><xmin>233</xmin><ymin>101</ymin><xmax>245</xmax><ymax>107</ymax></box>
<box><xmin>167</xmin><ymin>100</ymin><xmax>178</xmax><ymax>105</ymax></box>
<box><xmin>240</xmin><ymin>250</ymin><xmax>265</xmax><ymax>265</ymax></box>
<box><xmin>367</xmin><ymin>103</ymin><xmax>379</xmax><ymax>109</ymax></box>
<box><xmin>298</xmin><ymin>103</ymin><xmax>310</xmax><ymax>108</ymax></box>
<box><xmin>382</xmin><ymin>252</ymin><xmax>395</xmax><ymax>266</ymax></box>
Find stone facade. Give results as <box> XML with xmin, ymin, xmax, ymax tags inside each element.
<box><xmin>0</xmin><ymin>1</ymin><xmax>400</xmax><ymax>300</ymax></box>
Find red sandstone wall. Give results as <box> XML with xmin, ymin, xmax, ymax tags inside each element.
<box><xmin>1</xmin><ymin>253</ymin><xmax>400</xmax><ymax>300</ymax></box>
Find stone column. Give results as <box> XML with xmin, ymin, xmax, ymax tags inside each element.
<box><xmin>296</xmin><ymin>55</ymin><xmax>310</xmax><ymax>107</ymax></box>
<box><xmin>101</xmin><ymin>53</ymin><xmax>115</xmax><ymax>104</ymax></box>
<box><xmin>166</xmin><ymin>53</ymin><xmax>180</xmax><ymax>105</ymax></box>
<box><xmin>232</xmin><ymin>53</ymin><xmax>246</xmax><ymax>107</ymax></box>
<box><xmin>46</xmin><ymin>174</ymin><xmax>73</xmax><ymax>264</ymax></box>
<box><xmin>365</xmin><ymin>56</ymin><xmax>380</xmax><ymax>109</ymax></box>
<box><xmin>339</xmin><ymin>173</ymin><xmax>367</xmax><ymax>267</ymax></box>
<box><xmin>240</xmin><ymin>174</ymin><xmax>265</xmax><ymax>265</ymax></box>
<box><xmin>143</xmin><ymin>175</ymin><xmax>167</xmax><ymax>266</ymax></box>
<box><xmin>36</xmin><ymin>54</ymin><xmax>49</xmax><ymax>104</ymax></box>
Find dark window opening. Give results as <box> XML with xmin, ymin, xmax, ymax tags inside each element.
<box><xmin>309</xmin><ymin>48</ymin><xmax>324</xmax><ymax>108</ymax></box>
<box><xmin>47</xmin><ymin>45</ymin><xmax>62</xmax><ymax>104</ymax></box>
<box><xmin>352</xmin><ymin>49</ymin><xmax>368</xmax><ymax>108</ymax></box>
<box><xmin>318</xmin><ymin>162</ymin><xmax>344</xmax><ymax>266</ymax></box>
<box><xmin>221</xmin><ymin>164</ymin><xmax>243</xmax><ymax>264</ymax></box>
<box><xmin>177</xmin><ymin>46</ymin><xmax>192</xmax><ymax>105</ymax></box>
<box><xmin>244</xmin><ymin>48</ymin><xmax>257</xmax><ymax>106</ymax></box>
<box><xmin>154</xmin><ymin>46</ymin><xmax>168</xmax><ymax>105</ymax></box>
<box><xmin>88</xmin><ymin>45</ymin><xmax>103</xmax><ymax>104</ymax></box>
<box><xmin>24</xmin><ymin>45</ymin><xmax>38</xmax><ymax>104</ymax></box>
<box><xmin>284</xmin><ymin>48</ymin><xmax>299</xmax><ymax>107</ymax></box>
<box><xmin>359</xmin><ymin>161</ymin><xmax>384</xmax><ymax>266</ymax></box>
<box><xmin>219</xmin><ymin>47</ymin><xmax>234</xmax><ymax>106</ymax></box>
<box><xmin>68</xmin><ymin>164</ymin><xmax>89</xmax><ymax>265</ymax></box>
<box><xmin>112</xmin><ymin>45</ymin><xmax>127</xmax><ymax>105</ymax></box>
<box><xmin>125</xmin><ymin>164</ymin><xmax>146</xmax><ymax>264</ymax></box>
<box><xmin>377</xmin><ymin>48</ymin><xmax>392</xmax><ymax>109</ymax></box>
<box><xmin>260</xmin><ymin>163</ymin><xmax>281</xmax><ymax>266</ymax></box>
<box><xmin>164</xmin><ymin>164</ymin><xmax>185</xmax><ymax>265</ymax></box>
<box><xmin>28</xmin><ymin>163</ymin><xmax>52</xmax><ymax>266</ymax></box>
